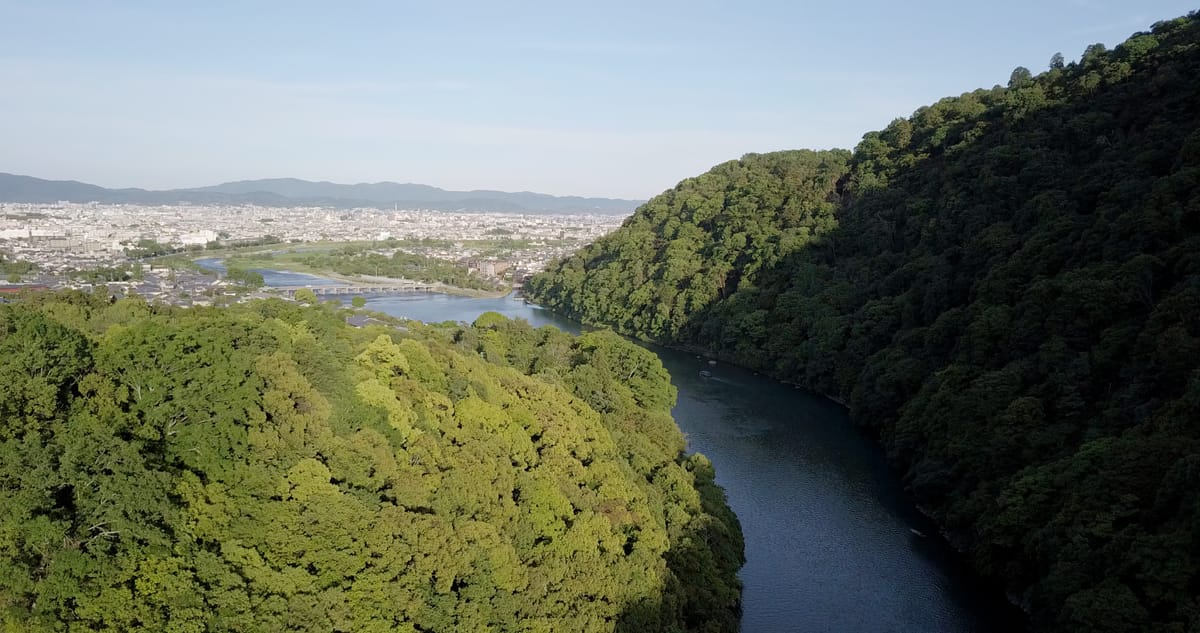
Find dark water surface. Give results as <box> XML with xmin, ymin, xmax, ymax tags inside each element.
<box><xmin>354</xmin><ymin>292</ymin><xmax>1020</xmax><ymax>632</ymax></box>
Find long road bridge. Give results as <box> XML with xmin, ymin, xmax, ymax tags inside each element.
<box><xmin>266</xmin><ymin>283</ymin><xmax>440</xmax><ymax>297</ymax></box>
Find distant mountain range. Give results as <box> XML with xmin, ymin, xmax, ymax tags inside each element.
<box><xmin>0</xmin><ymin>173</ymin><xmax>642</xmax><ymax>214</ymax></box>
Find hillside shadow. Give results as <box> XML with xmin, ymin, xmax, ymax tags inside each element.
<box><xmin>659</xmin><ymin>29</ymin><xmax>1198</xmax><ymax>632</ymax></box>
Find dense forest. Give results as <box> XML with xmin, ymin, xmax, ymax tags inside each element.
<box><xmin>528</xmin><ymin>14</ymin><xmax>1200</xmax><ymax>632</ymax></box>
<box><xmin>0</xmin><ymin>292</ymin><xmax>742</xmax><ymax>631</ymax></box>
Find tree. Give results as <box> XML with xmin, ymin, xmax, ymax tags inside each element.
<box><xmin>0</xmin><ymin>297</ymin><xmax>743</xmax><ymax>632</ymax></box>
<box><xmin>351</xmin><ymin>296</ymin><xmax>366</xmax><ymax>308</ymax></box>
<box><xmin>294</xmin><ymin>288</ymin><xmax>318</xmax><ymax>303</ymax></box>
<box><xmin>225</xmin><ymin>266</ymin><xmax>264</xmax><ymax>288</ymax></box>
<box><xmin>527</xmin><ymin>15</ymin><xmax>1200</xmax><ymax>631</ymax></box>
<box><xmin>1081</xmin><ymin>42</ymin><xmax>1108</xmax><ymax>67</ymax></box>
<box><xmin>1009</xmin><ymin>66</ymin><xmax>1033</xmax><ymax>88</ymax></box>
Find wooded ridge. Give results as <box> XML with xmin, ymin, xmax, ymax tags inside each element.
<box><xmin>0</xmin><ymin>292</ymin><xmax>742</xmax><ymax>631</ymax></box>
<box><xmin>528</xmin><ymin>13</ymin><xmax>1200</xmax><ymax>632</ymax></box>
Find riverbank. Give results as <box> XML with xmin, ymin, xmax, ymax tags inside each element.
<box><xmin>360</xmin><ymin>292</ymin><xmax>1025</xmax><ymax>632</ymax></box>
<box><xmin>327</xmin><ymin>271</ymin><xmax>510</xmax><ymax>298</ymax></box>
<box><xmin>197</xmin><ymin>257</ymin><xmax>511</xmax><ymax>299</ymax></box>
<box><xmin>283</xmin><ymin>267</ymin><xmax>510</xmax><ymax>298</ymax></box>
<box><xmin>521</xmin><ymin>298</ymin><xmax>1027</xmax><ymax>626</ymax></box>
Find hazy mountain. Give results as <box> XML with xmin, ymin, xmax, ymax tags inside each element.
<box><xmin>0</xmin><ymin>173</ymin><xmax>641</xmax><ymax>214</ymax></box>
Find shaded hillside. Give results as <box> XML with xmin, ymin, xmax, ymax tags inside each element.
<box><xmin>528</xmin><ymin>13</ymin><xmax>1200</xmax><ymax>632</ymax></box>
<box><xmin>526</xmin><ymin>149</ymin><xmax>850</xmax><ymax>339</ymax></box>
<box><xmin>0</xmin><ymin>293</ymin><xmax>741</xmax><ymax>631</ymax></box>
<box><xmin>0</xmin><ymin>173</ymin><xmax>640</xmax><ymax>214</ymax></box>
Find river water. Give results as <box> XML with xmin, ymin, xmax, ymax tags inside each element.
<box><xmin>351</xmin><ymin>292</ymin><xmax>1022</xmax><ymax>632</ymax></box>
<box><xmin>195</xmin><ymin>261</ymin><xmax>1021</xmax><ymax>631</ymax></box>
<box><xmin>194</xmin><ymin>258</ymin><xmax>347</xmax><ymax>287</ymax></box>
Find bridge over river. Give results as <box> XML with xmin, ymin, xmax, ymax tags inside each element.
<box><xmin>266</xmin><ymin>283</ymin><xmax>439</xmax><ymax>297</ymax></box>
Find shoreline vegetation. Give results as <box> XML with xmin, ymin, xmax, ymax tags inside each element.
<box><xmin>227</xmin><ymin>260</ymin><xmax>512</xmax><ymax>299</ymax></box>
<box><xmin>526</xmin><ymin>15</ymin><xmax>1200</xmax><ymax>632</ymax></box>
<box><xmin>189</xmin><ymin>242</ymin><xmax>515</xmax><ymax>299</ymax></box>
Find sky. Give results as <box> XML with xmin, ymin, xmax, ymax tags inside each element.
<box><xmin>0</xmin><ymin>1</ymin><xmax>1194</xmax><ymax>199</ymax></box>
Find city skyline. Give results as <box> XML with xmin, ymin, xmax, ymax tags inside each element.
<box><xmin>1</xmin><ymin>0</ymin><xmax>1195</xmax><ymax>199</ymax></box>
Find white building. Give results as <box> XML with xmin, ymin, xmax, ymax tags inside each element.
<box><xmin>180</xmin><ymin>230</ymin><xmax>218</xmax><ymax>246</ymax></box>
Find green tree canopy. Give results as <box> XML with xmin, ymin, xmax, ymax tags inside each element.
<box><xmin>527</xmin><ymin>13</ymin><xmax>1200</xmax><ymax>632</ymax></box>
<box><xmin>0</xmin><ymin>294</ymin><xmax>742</xmax><ymax>632</ymax></box>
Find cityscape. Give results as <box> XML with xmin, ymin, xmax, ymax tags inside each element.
<box><xmin>0</xmin><ymin>201</ymin><xmax>627</xmax><ymax>304</ymax></box>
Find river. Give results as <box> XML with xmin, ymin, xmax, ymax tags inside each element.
<box><xmin>196</xmin><ymin>260</ymin><xmax>1021</xmax><ymax>630</ymax></box>
<box><xmin>354</xmin><ymin>292</ymin><xmax>1022</xmax><ymax>632</ymax></box>
<box><xmin>194</xmin><ymin>258</ymin><xmax>347</xmax><ymax>287</ymax></box>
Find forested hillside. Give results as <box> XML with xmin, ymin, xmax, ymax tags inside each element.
<box><xmin>0</xmin><ymin>292</ymin><xmax>742</xmax><ymax>632</ymax></box>
<box><xmin>528</xmin><ymin>14</ymin><xmax>1200</xmax><ymax>632</ymax></box>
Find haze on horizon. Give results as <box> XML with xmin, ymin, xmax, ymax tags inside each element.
<box><xmin>0</xmin><ymin>0</ymin><xmax>1192</xmax><ymax>200</ymax></box>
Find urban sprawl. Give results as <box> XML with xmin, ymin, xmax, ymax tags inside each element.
<box><xmin>0</xmin><ymin>202</ymin><xmax>624</xmax><ymax>305</ymax></box>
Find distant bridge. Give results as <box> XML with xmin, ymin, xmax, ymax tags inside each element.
<box><xmin>267</xmin><ymin>283</ymin><xmax>439</xmax><ymax>297</ymax></box>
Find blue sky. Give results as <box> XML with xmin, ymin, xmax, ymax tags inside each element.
<box><xmin>0</xmin><ymin>1</ymin><xmax>1193</xmax><ymax>199</ymax></box>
